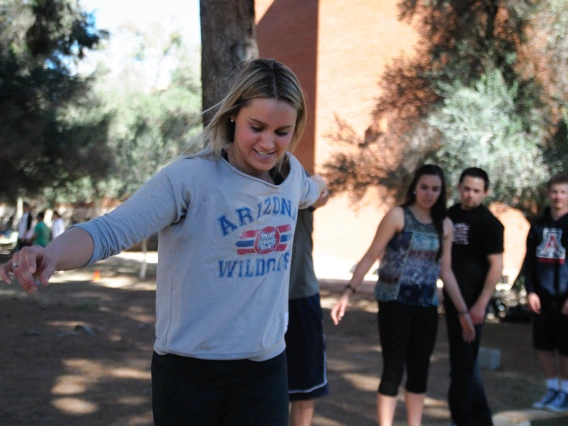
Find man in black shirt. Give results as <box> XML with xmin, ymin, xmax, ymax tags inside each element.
<box><xmin>444</xmin><ymin>168</ymin><xmax>504</xmax><ymax>426</ymax></box>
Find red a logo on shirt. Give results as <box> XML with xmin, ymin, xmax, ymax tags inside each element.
<box><xmin>536</xmin><ymin>228</ymin><xmax>566</xmax><ymax>263</ymax></box>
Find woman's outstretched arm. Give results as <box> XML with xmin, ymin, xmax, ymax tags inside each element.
<box><xmin>0</xmin><ymin>227</ymin><xmax>94</xmax><ymax>294</ymax></box>
<box><xmin>330</xmin><ymin>207</ymin><xmax>404</xmax><ymax>325</ymax></box>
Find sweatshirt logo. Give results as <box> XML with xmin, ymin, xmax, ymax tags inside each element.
<box><xmin>235</xmin><ymin>224</ymin><xmax>292</xmax><ymax>255</ymax></box>
<box><xmin>216</xmin><ymin>196</ymin><xmax>295</xmax><ymax>237</ymax></box>
<box><xmin>537</xmin><ymin>228</ymin><xmax>566</xmax><ymax>264</ymax></box>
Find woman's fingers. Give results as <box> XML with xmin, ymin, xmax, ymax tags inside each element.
<box><xmin>0</xmin><ymin>257</ymin><xmax>16</xmax><ymax>284</ymax></box>
<box><xmin>3</xmin><ymin>246</ymin><xmax>52</xmax><ymax>294</ymax></box>
<box><xmin>330</xmin><ymin>305</ymin><xmax>340</xmax><ymax>325</ymax></box>
<box><xmin>331</xmin><ymin>304</ymin><xmax>343</xmax><ymax>325</ymax></box>
<box><xmin>331</xmin><ymin>296</ymin><xmax>349</xmax><ymax>326</ymax></box>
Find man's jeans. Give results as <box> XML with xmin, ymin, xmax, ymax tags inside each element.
<box><xmin>444</xmin><ymin>300</ymin><xmax>493</xmax><ymax>426</ymax></box>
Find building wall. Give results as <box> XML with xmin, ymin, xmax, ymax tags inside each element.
<box><xmin>255</xmin><ymin>0</ymin><xmax>529</xmax><ymax>281</ymax></box>
<box><xmin>256</xmin><ymin>0</ymin><xmax>318</xmax><ymax>175</ymax></box>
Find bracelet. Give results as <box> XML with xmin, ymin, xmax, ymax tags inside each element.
<box><xmin>344</xmin><ymin>284</ymin><xmax>357</xmax><ymax>294</ymax></box>
<box><xmin>458</xmin><ymin>310</ymin><xmax>469</xmax><ymax>316</ymax></box>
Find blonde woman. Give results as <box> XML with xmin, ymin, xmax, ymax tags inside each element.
<box><xmin>1</xmin><ymin>58</ymin><xmax>327</xmax><ymax>426</ymax></box>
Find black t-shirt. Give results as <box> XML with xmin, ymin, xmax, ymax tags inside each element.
<box><xmin>447</xmin><ymin>204</ymin><xmax>504</xmax><ymax>305</ymax></box>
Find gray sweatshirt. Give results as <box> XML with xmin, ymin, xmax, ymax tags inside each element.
<box><xmin>74</xmin><ymin>154</ymin><xmax>319</xmax><ymax>361</ymax></box>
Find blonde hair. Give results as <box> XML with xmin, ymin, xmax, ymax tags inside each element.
<box><xmin>191</xmin><ymin>58</ymin><xmax>307</xmax><ymax>166</ymax></box>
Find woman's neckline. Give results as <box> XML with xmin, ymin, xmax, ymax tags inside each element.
<box><xmin>406</xmin><ymin>205</ymin><xmax>433</xmax><ymax>225</ymax></box>
<box><xmin>220</xmin><ymin>150</ymin><xmax>287</xmax><ymax>186</ymax></box>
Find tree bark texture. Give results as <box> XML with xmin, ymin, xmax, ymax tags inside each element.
<box><xmin>200</xmin><ymin>0</ymin><xmax>259</xmax><ymax>126</ymax></box>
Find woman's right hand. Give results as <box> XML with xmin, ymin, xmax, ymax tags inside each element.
<box><xmin>0</xmin><ymin>245</ymin><xmax>56</xmax><ymax>294</ymax></box>
<box><xmin>331</xmin><ymin>292</ymin><xmax>350</xmax><ymax>325</ymax></box>
<box><xmin>459</xmin><ymin>312</ymin><xmax>476</xmax><ymax>343</ymax></box>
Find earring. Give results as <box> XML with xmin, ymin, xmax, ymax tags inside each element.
<box><xmin>413</xmin><ymin>190</ymin><xmax>416</xmax><ymax>194</ymax></box>
<box><xmin>230</xmin><ymin>119</ymin><xmax>234</xmax><ymax>123</ymax></box>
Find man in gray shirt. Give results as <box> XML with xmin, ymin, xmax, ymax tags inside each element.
<box><xmin>286</xmin><ymin>193</ymin><xmax>329</xmax><ymax>426</ymax></box>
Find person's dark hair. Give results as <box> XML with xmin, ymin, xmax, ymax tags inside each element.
<box><xmin>23</xmin><ymin>202</ymin><xmax>30</xmax><ymax>209</ymax></box>
<box><xmin>547</xmin><ymin>174</ymin><xmax>568</xmax><ymax>190</ymax></box>
<box><xmin>459</xmin><ymin>167</ymin><xmax>490</xmax><ymax>191</ymax></box>
<box><xmin>37</xmin><ymin>211</ymin><xmax>45</xmax><ymax>221</ymax></box>
<box><xmin>403</xmin><ymin>164</ymin><xmax>447</xmax><ymax>261</ymax></box>
<box><xmin>52</xmin><ymin>211</ymin><xmax>60</xmax><ymax>219</ymax></box>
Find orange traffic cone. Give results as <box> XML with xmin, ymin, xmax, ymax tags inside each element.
<box><xmin>93</xmin><ymin>270</ymin><xmax>100</xmax><ymax>282</ymax></box>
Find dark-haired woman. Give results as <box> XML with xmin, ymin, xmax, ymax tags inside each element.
<box><xmin>331</xmin><ymin>164</ymin><xmax>475</xmax><ymax>426</ymax></box>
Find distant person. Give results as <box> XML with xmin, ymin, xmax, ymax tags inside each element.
<box><xmin>16</xmin><ymin>202</ymin><xmax>33</xmax><ymax>250</ymax></box>
<box><xmin>31</xmin><ymin>211</ymin><xmax>51</xmax><ymax>248</ymax></box>
<box><xmin>0</xmin><ymin>215</ymin><xmax>14</xmax><ymax>237</ymax></box>
<box><xmin>51</xmin><ymin>211</ymin><xmax>65</xmax><ymax>240</ymax></box>
<box><xmin>523</xmin><ymin>174</ymin><xmax>568</xmax><ymax>413</ymax></box>
<box><xmin>331</xmin><ymin>164</ymin><xmax>474</xmax><ymax>426</ymax></box>
<box><xmin>0</xmin><ymin>58</ymin><xmax>327</xmax><ymax>426</ymax></box>
<box><xmin>286</xmin><ymin>191</ymin><xmax>330</xmax><ymax>426</ymax></box>
<box><xmin>444</xmin><ymin>167</ymin><xmax>504</xmax><ymax>426</ymax></box>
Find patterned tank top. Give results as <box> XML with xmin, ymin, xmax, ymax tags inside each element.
<box><xmin>374</xmin><ymin>207</ymin><xmax>441</xmax><ymax>307</ymax></box>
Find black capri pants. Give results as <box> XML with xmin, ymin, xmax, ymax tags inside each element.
<box><xmin>377</xmin><ymin>300</ymin><xmax>438</xmax><ymax>396</ymax></box>
<box><xmin>151</xmin><ymin>351</ymin><xmax>289</xmax><ymax>426</ymax></box>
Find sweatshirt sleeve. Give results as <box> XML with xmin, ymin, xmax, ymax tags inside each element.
<box><xmin>298</xmin><ymin>168</ymin><xmax>320</xmax><ymax>209</ymax></box>
<box><xmin>522</xmin><ymin>225</ymin><xmax>538</xmax><ymax>294</ymax></box>
<box><xmin>72</xmin><ymin>168</ymin><xmax>186</xmax><ymax>266</ymax></box>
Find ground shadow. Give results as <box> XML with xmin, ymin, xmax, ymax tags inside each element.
<box><xmin>318</xmin><ymin>283</ymin><xmax>542</xmax><ymax>426</ymax></box>
<box><xmin>0</xmin><ymin>260</ymin><xmax>545</xmax><ymax>426</ymax></box>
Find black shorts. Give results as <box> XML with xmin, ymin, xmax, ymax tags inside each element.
<box><xmin>533</xmin><ymin>296</ymin><xmax>568</xmax><ymax>355</ymax></box>
<box><xmin>285</xmin><ymin>293</ymin><xmax>330</xmax><ymax>401</ymax></box>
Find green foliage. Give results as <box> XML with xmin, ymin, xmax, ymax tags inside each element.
<box><xmin>0</xmin><ymin>0</ymin><xmax>111</xmax><ymax>202</ymax></box>
<box><xmin>0</xmin><ymin>2</ymin><xmax>202</xmax><ymax>206</ymax></box>
<box><xmin>426</xmin><ymin>71</ymin><xmax>547</xmax><ymax>213</ymax></box>
<box><xmin>80</xmin><ymin>26</ymin><xmax>202</xmax><ymax>202</ymax></box>
<box><xmin>324</xmin><ymin>0</ymin><xmax>565</xmax><ymax>214</ymax></box>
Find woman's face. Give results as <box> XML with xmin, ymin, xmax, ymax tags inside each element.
<box><xmin>414</xmin><ymin>174</ymin><xmax>443</xmax><ymax>210</ymax></box>
<box><xmin>227</xmin><ymin>97</ymin><xmax>297</xmax><ymax>180</ymax></box>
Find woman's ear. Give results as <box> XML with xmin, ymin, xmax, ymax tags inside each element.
<box><xmin>227</xmin><ymin>117</ymin><xmax>236</xmax><ymax>142</ymax></box>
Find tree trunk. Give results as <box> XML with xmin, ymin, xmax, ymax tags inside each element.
<box><xmin>200</xmin><ymin>0</ymin><xmax>258</xmax><ymax>126</ymax></box>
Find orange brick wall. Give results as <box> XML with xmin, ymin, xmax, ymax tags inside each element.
<box><xmin>255</xmin><ymin>0</ymin><xmax>529</xmax><ymax>279</ymax></box>
<box><xmin>256</xmin><ymin>0</ymin><xmax>318</xmax><ymax>175</ymax></box>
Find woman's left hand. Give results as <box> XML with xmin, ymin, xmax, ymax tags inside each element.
<box><xmin>459</xmin><ymin>312</ymin><xmax>476</xmax><ymax>343</ymax></box>
<box><xmin>330</xmin><ymin>292</ymin><xmax>350</xmax><ymax>326</ymax></box>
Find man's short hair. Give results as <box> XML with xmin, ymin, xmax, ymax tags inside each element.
<box><xmin>459</xmin><ymin>167</ymin><xmax>490</xmax><ymax>191</ymax></box>
<box><xmin>547</xmin><ymin>174</ymin><xmax>568</xmax><ymax>190</ymax></box>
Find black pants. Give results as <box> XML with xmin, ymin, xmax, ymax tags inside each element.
<box><xmin>444</xmin><ymin>300</ymin><xmax>493</xmax><ymax>426</ymax></box>
<box><xmin>377</xmin><ymin>301</ymin><xmax>438</xmax><ymax>396</ymax></box>
<box><xmin>151</xmin><ymin>351</ymin><xmax>289</xmax><ymax>426</ymax></box>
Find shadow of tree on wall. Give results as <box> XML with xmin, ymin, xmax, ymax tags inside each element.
<box><xmin>322</xmin><ymin>0</ymin><xmax>558</xmax><ymax>211</ymax></box>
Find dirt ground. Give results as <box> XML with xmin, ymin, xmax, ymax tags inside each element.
<box><xmin>0</xmin><ymin>253</ymin><xmax>556</xmax><ymax>426</ymax></box>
